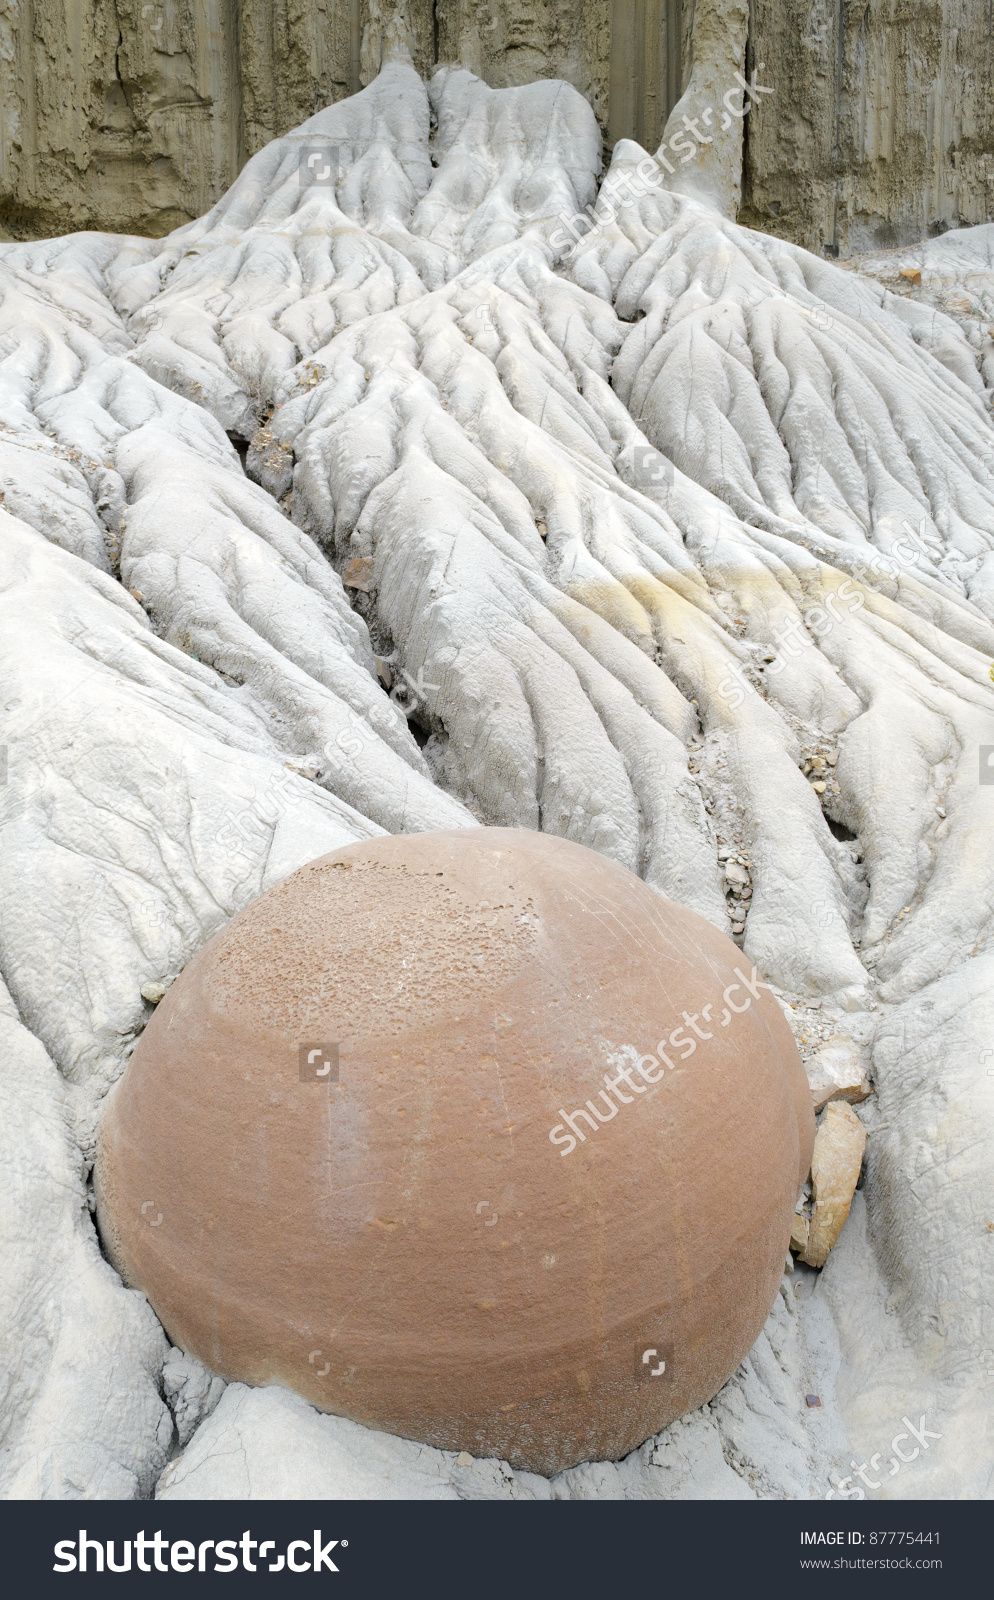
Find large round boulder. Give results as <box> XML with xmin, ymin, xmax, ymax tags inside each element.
<box><xmin>96</xmin><ymin>829</ymin><xmax>813</xmax><ymax>1474</ymax></box>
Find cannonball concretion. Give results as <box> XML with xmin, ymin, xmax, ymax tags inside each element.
<box><xmin>96</xmin><ymin>829</ymin><xmax>814</xmax><ymax>1475</ymax></box>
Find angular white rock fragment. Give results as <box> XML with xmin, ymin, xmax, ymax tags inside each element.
<box><xmin>805</xmin><ymin>1037</ymin><xmax>872</xmax><ymax>1110</ymax></box>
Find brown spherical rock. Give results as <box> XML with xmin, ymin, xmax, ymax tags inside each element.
<box><xmin>96</xmin><ymin>829</ymin><xmax>813</xmax><ymax>1475</ymax></box>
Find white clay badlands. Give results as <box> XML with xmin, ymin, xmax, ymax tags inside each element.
<box><xmin>1</xmin><ymin>38</ymin><xmax>993</xmax><ymax>1502</ymax></box>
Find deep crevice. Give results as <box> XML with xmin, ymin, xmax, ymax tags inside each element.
<box><xmin>827</xmin><ymin>816</ymin><xmax>858</xmax><ymax>842</ymax></box>
<box><xmin>226</xmin><ymin>432</ymin><xmax>250</xmax><ymax>473</ymax></box>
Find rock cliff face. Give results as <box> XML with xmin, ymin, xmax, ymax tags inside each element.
<box><xmin>6</xmin><ymin>1</ymin><xmax>987</xmax><ymax>251</ymax></box>
<box><xmin>0</xmin><ymin>0</ymin><xmax>610</xmax><ymax>239</ymax></box>
<box><xmin>740</xmin><ymin>0</ymin><xmax>994</xmax><ymax>255</ymax></box>
<box><xmin>0</xmin><ymin>1</ymin><xmax>370</xmax><ymax>237</ymax></box>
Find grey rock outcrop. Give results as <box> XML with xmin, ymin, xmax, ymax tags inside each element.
<box><xmin>741</xmin><ymin>0</ymin><xmax>994</xmax><ymax>255</ymax></box>
<box><xmin>2</xmin><ymin>2</ymin><xmax>990</xmax><ymax>252</ymax></box>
